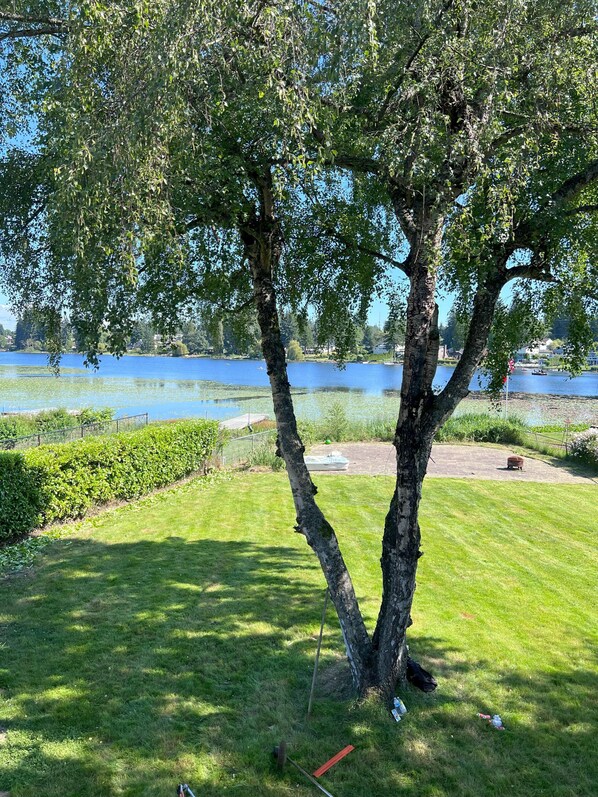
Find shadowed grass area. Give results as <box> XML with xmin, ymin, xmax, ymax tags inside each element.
<box><xmin>0</xmin><ymin>474</ymin><xmax>596</xmax><ymax>796</ymax></box>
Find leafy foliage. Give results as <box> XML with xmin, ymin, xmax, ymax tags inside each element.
<box><xmin>0</xmin><ymin>527</ymin><xmax>66</xmax><ymax>573</ymax></box>
<box><xmin>569</xmin><ymin>429</ymin><xmax>598</xmax><ymax>466</ymax></box>
<box><xmin>286</xmin><ymin>339</ymin><xmax>304</xmax><ymax>361</ymax></box>
<box><xmin>321</xmin><ymin>400</ymin><xmax>350</xmax><ymax>442</ymax></box>
<box><xmin>435</xmin><ymin>413</ymin><xmax>527</xmax><ymax>445</ymax></box>
<box><xmin>244</xmin><ymin>439</ymin><xmax>286</xmax><ymax>472</ymax></box>
<box><xmin>77</xmin><ymin>406</ymin><xmax>114</xmax><ymax>426</ymax></box>
<box><xmin>171</xmin><ymin>340</ymin><xmax>189</xmax><ymax>357</ymax></box>
<box><xmin>0</xmin><ymin>419</ymin><xmax>219</xmax><ymax>542</ymax></box>
<box><xmin>383</xmin><ymin>299</ymin><xmax>406</xmax><ymax>350</ymax></box>
<box><xmin>0</xmin><ymin>406</ymin><xmax>114</xmax><ymax>445</ymax></box>
<box><xmin>1</xmin><ymin>2</ymin><xmax>596</xmax><ymax>380</ymax></box>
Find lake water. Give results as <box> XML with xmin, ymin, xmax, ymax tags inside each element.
<box><xmin>1</xmin><ymin>351</ymin><xmax>597</xmax><ymax>422</ymax></box>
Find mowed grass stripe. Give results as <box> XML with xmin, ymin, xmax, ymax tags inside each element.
<box><xmin>0</xmin><ymin>473</ymin><xmax>596</xmax><ymax>797</ymax></box>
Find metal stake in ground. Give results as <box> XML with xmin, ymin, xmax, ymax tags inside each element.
<box><xmin>273</xmin><ymin>740</ymin><xmax>336</xmax><ymax>797</ymax></box>
<box><xmin>176</xmin><ymin>785</ymin><xmax>197</xmax><ymax>797</ymax></box>
<box><xmin>306</xmin><ymin>588</ymin><xmax>329</xmax><ymax>720</ymax></box>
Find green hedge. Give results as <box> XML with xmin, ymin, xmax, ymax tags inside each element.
<box><xmin>0</xmin><ymin>419</ymin><xmax>219</xmax><ymax>543</ymax></box>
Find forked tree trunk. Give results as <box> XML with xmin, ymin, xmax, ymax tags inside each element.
<box><xmin>242</xmin><ymin>177</ymin><xmax>506</xmax><ymax>701</ymax></box>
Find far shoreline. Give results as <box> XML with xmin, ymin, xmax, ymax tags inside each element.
<box><xmin>3</xmin><ymin>348</ymin><xmax>598</xmax><ymax>373</ymax></box>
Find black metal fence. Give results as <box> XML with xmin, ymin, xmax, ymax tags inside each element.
<box><xmin>0</xmin><ymin>413</ymin><xmax>149</xmax><ymax>451</ymax></box>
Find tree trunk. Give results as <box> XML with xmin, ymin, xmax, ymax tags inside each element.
<box><xmin>371</xmin><ymin>230</ymin><xmax>442</xmax><ymax>698</ymax></box>
<box><xmin>371</xmin><ymin>247</ymin><xmax>507</xmax><ymax>698</ymax></box>
<box><xmin>241</xmin><ymin>182</ymin><xmax>374</xmax><ymax>694</ymax></box>
<box><xmin>241</xmin><ymin>176</ymin><xmax>507</xmax><ymax>702</ymax></box>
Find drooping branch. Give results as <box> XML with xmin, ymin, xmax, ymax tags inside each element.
<box><xmin>376</xmin><ymin>0</ymin><xmax>456</xmax><ymax>122</ymax></box>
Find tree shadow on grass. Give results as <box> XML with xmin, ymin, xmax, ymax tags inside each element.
<box><xmin>0</xmin><ymin>537</ymin><xmax>328</xmax><ymax>796</ymax></box>
<box><xmin>0</xmin><ymin>539</ymin><xmax>596</xmax><ymax>797</ymax></box>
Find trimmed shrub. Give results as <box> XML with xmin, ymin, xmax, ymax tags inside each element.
<box><xmin>0</xmin><ymin>452</ymin><xmax>44</xmax><ymax>539</ymax></box>
<box><xmin>0</xmin><ymin>419</ymin><xmax>219</xmax><ymax>543</ymax></box>
<box><xmin>569</xmin><ymin>429</ymin><xmax>598</xmax><ymax>466</ymax></box>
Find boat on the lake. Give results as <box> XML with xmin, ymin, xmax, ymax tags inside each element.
<box><xmin>531</xmin><ymin>369</ymin><xmax>548</xmax><ymax>376</ymax></box>
<box><xmin>304</xmin><ymin>452</ymin><xmax>349</xmax><ymax>471</ymax></box>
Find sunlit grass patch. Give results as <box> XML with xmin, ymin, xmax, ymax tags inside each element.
<box><xmin>0</xmin><ymin>473</ymin><xmax>596</xmax><ymax>796</ymax></box>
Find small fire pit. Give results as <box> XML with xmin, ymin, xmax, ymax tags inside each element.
<box><xmin>507</xmin><ymin>455</ymin><xmax>524</xmax><ymax>470</ymax></box>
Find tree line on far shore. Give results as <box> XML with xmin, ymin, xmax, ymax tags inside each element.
<box><xmin>6</xmin><ymin>306</ymin><xmax>598</xmax><ymax>363</ymax></box>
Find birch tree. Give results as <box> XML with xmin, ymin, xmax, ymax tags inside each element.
<box><xmin>1</xmin><ymin>0</ymin><xmax>597</xmax><ymax>699</ymax></box>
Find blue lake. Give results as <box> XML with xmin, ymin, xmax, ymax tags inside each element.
<box><xmin>1</xmin><ymin>352</ymin><xmax>597</xmax><ymax>421</ymax></box>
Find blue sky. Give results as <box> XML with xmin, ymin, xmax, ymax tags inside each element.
<box><xmin>0</xmin><ymin>299</ymin><xmax>15</xmax><ymax>328</ymax></box>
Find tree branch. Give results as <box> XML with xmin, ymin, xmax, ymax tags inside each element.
<box><xmin>421</xmin><ymin>304</ymin><xmax>439</xmax><ymax>392</ymax></box>
<box><xmin>332</xmin><ymin>153</ymin><xmax>381</xmax><ymax>174</ymax></box>
<box><xmin>430</xmin><ymin>272</ymin><xmax>504</xmax><ymax>428</ymax></box>
<box><xmin>376</xmin><ymin>0</ymin><xmax>456</xmax><ymax>122</ymax></box>
<box><xmin>552</xmin><ymin>24</ymin><xmax>598</xmax><ymax>42</ymax></box>
<box><xmin>503</xmin><ymin>264</ymin><xmax>556</xmax><ymax>284</ymax></box>
<box><xmin>389</xmin><ymin>183</ymin><xmax>417</xmax><ymax>242</ymax></box>
<box><xmin>0</xmin><ymin>10</ymin><xmax>71</xmax><ymax>42</ymax></box>
<box><xmin>217</xmin><ymin>295</ymin><xmax>255</xmax><ymax>315</ymax></box>
<box><xmin>513</xmin><ymin>160</ymin><xmax>598</xmax><ymax>245</ymax></box>
<box><xmin>485</xmin><ymin>125</ymin><xmax>526</xmax><ymax>155</ymax></box>
<box><xmin>562</xmin><ymin>204</ymin><xmax>598</xmax><ymax>217</ymax></box>
<box><xmin>0</xmin><ymin>26</ymin><xmax>64</xmax><ymax>41</ymax></box>
<box><xmin>325</xmin><ymin>228</ymin><xmax>411</xmax><ymax>276</ymax></box>
<box><xmin>549</xmin><ymin>159</ymin><xmax>598</xmax><ymax>208</ymax></box>
<box><xmin>0</xmin><ymin>11</ymin><xmax>69</xmax><ymax>27</ymax></box>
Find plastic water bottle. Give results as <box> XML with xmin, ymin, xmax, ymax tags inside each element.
<box><xmin>491</xmin><ymin>714</ymin><xmax>503</xmax><ymax>729</ymax></box>
<box><xmin>391</xmin><ymin>708</ymin><xmax>402</xmax><ymax>722</ymax></box>
<box><xmin>393</xmin><ymin>697</ymin><xmax>407</xmax><ymax>715</ymax></box>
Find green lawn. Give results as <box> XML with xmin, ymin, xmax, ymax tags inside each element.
<box><xmin>0</xmin><ymin>473</ymin><xmax>596</xmax><ymax>797</ymax></box>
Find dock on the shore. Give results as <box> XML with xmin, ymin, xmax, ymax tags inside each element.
<box><xmin>219</xmin><ymin>414</ymin><xmax>269</xmax><ymax>431</ymax></box>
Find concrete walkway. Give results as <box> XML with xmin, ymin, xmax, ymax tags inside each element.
<box><xmin>309</xmin><ymin>442</ymin><xmax>597</xmax><ymax>484</ymax></box>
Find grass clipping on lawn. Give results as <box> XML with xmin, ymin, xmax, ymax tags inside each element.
<box><xmin>0</xmin><ymin>473</ymin><xmax>596</xmax><ymax>797</ymax></box>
